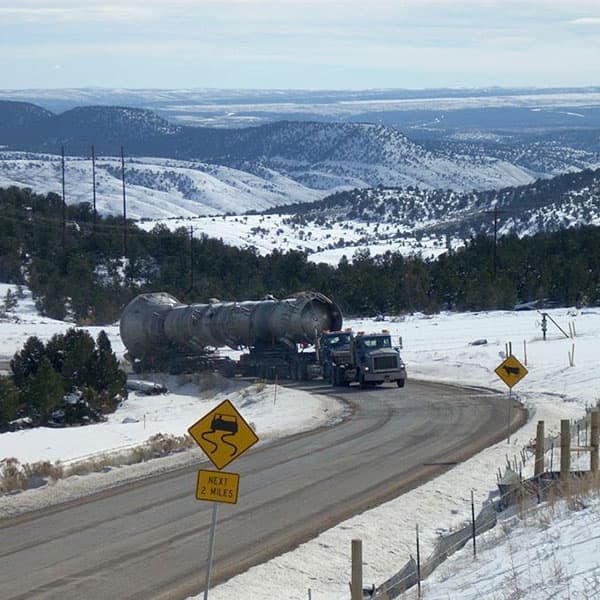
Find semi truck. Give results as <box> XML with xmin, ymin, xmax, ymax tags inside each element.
<box><xmin>120</xmin><ymin>292</ymin><xmax>407</xmax><ymax>388</ymax></box>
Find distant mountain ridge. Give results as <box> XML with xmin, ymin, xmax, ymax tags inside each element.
<box><xmin>0</xmin><ymin>101</ymin><xmax>536</xmax><ymax>193</ymax></box>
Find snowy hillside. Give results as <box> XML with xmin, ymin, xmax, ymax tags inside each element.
<box><xmin>0</xmin><ymin>152</ymin><xmax>323</xmax><ymax>217</ymax></box>
<box><xmin>127</xmin><ymin>167</ymin><xmax>600</xmax><ymax>265</ymax></box>
<box><xmin>137</xmin><ymin>212</ymin><xmax>452</xmax><ymax>265</ymax></box>
<box><xmin>239</xmin><ymin>122</ymin><xmax>536</xmax><ymax>191</ymax></box>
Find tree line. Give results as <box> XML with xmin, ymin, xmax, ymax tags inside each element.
<box><xmin>1</xmin><ymin>185</ymin><xmax>600</xmax><ymax>327</ymax></box>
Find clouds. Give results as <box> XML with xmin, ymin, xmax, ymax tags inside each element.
<box><xmin>0</xmin><ymin>1</ymin><xmax>598</xmax><ymax>89</ymax></box>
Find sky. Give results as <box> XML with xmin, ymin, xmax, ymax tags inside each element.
<box><xmin>1</xmin><ymin>0</ymin><xmax>599</xmax><ymax>90</ymax></box>
<box><xmin>1</xmin><ymin>283</ymin><xmax>598</xmax><ymax>598</ymax></box>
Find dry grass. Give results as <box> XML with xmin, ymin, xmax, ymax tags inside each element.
<box><xmin>1</xmin><ymin>458</ymin><xmax>64</xmax><ymax>493</ymax></box>
<box><xmin>0</xmin><ymin>433</ymin><xmax>195</xmax><ymax>494</ymax></box>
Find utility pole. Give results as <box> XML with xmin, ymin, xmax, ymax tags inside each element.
<box><xmin>91</xmin><ymin>145</ymin><xmax>97</xmax><ymax>228</ymax></box>
<box><xmin>121</xmin><ymin>146</ymin><xmax>128</xmax><ymax>258</ymax></box>
<box><xmin>493</xmin><ymin>206</ymin><xmax>498</xmax><ymax>277</ymax></box>
<box><xmin>189</xmin><ymin>226</ymin><xmax>195</xmax><ymax>293</ymax></box>
<box><xmin>486</xmin><ymin>205</ymin><xmax>507</xmax><ymax>278</ymax></box>
<box><xmin>61</xmin><ymin>145</ymin><xmax>66</xmax><ymax>248</ymax></box>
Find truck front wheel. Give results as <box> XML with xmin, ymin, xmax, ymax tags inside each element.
<box><xmin>397</xmin><ymin>379</ymin><xmax>405</xmax><ymax>388</ymax></box>
<box><xmin>359</xmin><ymin>371</ymin><xmax>368</xmax><ymax>389</ymax></box>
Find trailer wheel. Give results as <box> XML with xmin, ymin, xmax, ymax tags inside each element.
<box><xmin>299</xmin><ymin>363</ymin><xmax>308</xmax><ymax>381</ymax></box>
<box><xmin>334</xmin><ymin>366</ymin><xmax>343</xmax><ymax>387</ymax></box>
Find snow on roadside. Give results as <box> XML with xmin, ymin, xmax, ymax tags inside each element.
<box><xmin>0</xmin><ymin>375</ymin><xmax>344</xmax><ymax>466</ymax></box>
<box><xmin>420</xmin><ymin>495</ymin><xmax>600</xmax><ymax>600</ymax></box>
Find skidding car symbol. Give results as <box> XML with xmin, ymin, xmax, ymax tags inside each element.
<box><xmin>201</xmin><ymin>414</ymin><xmax>239</xmax><ymax>456</ymax></box>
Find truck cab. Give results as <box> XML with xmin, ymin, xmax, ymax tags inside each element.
<box><xmin>318</xmin><ymin>331</ymin><xmax>353</xmax><ymax>381</ymax></box>
<box><xmin>328</xmin><ymin>331</ymin><xmax>407</xmax><ymax>388</ymax></box>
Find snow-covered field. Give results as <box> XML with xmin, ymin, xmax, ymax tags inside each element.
<box><xmin>137</xmin><ymin>213</ymin><xmax>453</xmax><ymax>264</ymax></box>
<box><xmin>1</xmin><ymin>283</ymin><xmax>598</xmax><ymax>599</ymax></box>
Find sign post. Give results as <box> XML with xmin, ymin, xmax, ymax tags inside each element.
<box><xmin>494</xmin><ymin>354</ymin><xmax>528</xmax><ymax>444</ymax></box>
<box><xmin>204</xmin><ymin>503</ymin><xmax>218</xmax><ymax>600</ymax></box>
<box><xmin>188</xmin><ymin>399</ymin><xmax>259</xmax><ymax>599</ymax></box>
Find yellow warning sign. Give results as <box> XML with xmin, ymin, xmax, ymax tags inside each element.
<box><xmin>195</xmin><ymin>469</ymin><xmax>240</xmax><ymax>504</ymax></box>
<box><xmin>188</xmin><ymin>399</ymin><xmax>259</xmax><ymax>470</ymax></box>
<box><xmin>495</xmin><ymin>355</ymin><xmax>528</xmax><ymax>389</ymax></box>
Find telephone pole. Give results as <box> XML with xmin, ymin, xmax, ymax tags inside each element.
<box><xmin>91</xmin><ymin>145</ymin><xmax>97</xmax><ymax>228</ymax></box>
<box><xmin>121</xmin><ymin>146</ymin><xmax>128</xmax><ymax>258</ymax></box>
<box><xmin>189</xmin><ymin>226</ymin><xmax>195</xmax><ymax>293</ymax></box>
<box><xmin>61</xmin><ymin>145</ymin><xmax>66</xmax><ymax>248</ymax></box>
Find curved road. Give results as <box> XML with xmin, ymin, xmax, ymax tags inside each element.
<box><xmin>0</xmin><ymin>380</ymin><xmax>525</xmax><ymax>600</ymax></box>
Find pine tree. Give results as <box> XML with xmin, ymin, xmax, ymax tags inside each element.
<box><xmin>1</xmin><ymin>289</ymin><xmax>18</xmax><ymax>315</ymax></box>
<box><xmin>22</xmin><ymin>358</ymin><xmax>64</xmax><ymax>425</ymax></box>
<box><xmin>90</xmin><ymin>330</ymin><xmax>127</xmax><ymax>413</ymax></box>
<box><xmin>10</xmin><ymin>336</ymin><xmax>46</xmax><ymax>389</ymax></box>
<box><xmin>0</xmin><ymin>376</ymin><xmax>21</xmax><ymax>430</ymax></box>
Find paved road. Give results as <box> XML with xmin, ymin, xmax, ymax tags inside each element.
<box><xmin>0</xmin><ymin>380</ymin><xmax>525</xmax><ymax>600</ymax></box>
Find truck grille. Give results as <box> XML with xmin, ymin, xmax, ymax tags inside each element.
<box><xmin>373</xmin><ymin>355</ymin><xmax>398</xmax><ymax>371</ymax></box>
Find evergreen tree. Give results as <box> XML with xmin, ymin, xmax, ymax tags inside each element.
<box><xmin>1</xmin><ymin>289</ymin><xmax>18</xmax><ymax>315</ymax></box>
<box><xmin>0</xmin><ymin>376</ymin><xmax>21</xmax><ymax>430</ymax></box>
<box><xmin>10</xmin><ymin>336</ymin><xmax>46</xmax><ymax>389</ymax></box>
<box><xmin>91</xmin><ymin>330</ymin><xmax>126</xmax><ymax>412</ymax></box>
<box><xmin>22</xmin><ymin>357</ymin><xmax>64</xmax><ymax>425</ymax></box>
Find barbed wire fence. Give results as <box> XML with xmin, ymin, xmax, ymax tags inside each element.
<box><xmin>340</xmin><ymin>410</ymin><xmax>600</xmax><ymax>600</ymax></box>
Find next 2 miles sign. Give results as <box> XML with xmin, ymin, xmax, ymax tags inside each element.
<box><xmin>195</xmin><ymin>469</ymin><xmax>240</xmax><ymax>505</ymax></box>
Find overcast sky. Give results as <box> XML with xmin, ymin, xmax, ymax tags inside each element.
<box><xmin>1</xmin><ymin>0</ymin><xmax>599</xmax><ymax>90</ymax></box>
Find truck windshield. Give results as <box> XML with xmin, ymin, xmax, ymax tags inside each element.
<box><xmin>323</xmin><ymin>334</ymin><xmax>351</xmax><ymax>347</ymax></box>
<box><xmin>360</xmin><ymin>336</ymin><xmax>392</xmax><ymax>348</ymax></box>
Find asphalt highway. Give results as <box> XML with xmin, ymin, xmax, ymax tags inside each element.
<box><xmin>0</xmin><ymin>380</ymin><xmax>525</xmax><ymax>600</ymax></box>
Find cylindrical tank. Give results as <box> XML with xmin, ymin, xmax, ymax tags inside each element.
<box><xmin>120</xmin><ymin>291</ymin><xmax>343</xmax><ymax>361</ymax></box>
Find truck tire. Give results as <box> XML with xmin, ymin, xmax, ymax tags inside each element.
<box><xmin>359</xmin><ymin>371</ymin><xmax>368</xmax><ymax>389</ymax></box>
<box><xmin>397</xmin><ymin>379</ymin><xmax>405</xmax><ymax>388</ymax></box>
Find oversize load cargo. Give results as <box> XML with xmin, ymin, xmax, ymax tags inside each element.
<box><xmin>120</xmin><ymin>291</ymin><xmax>342</xmax><ymax>360</ymax></box>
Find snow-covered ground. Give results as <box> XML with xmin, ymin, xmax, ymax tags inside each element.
<box><xmin>0</xmin><ymin>283</ymin><xmax>598</xmax><ymax>599</ymax></box>
<box><xmin>0</xmin><ymin>152</ymin><xmax>324</xmax><ymax>218</ymax></box>
<box><xmin>137</xmin><ymin>213</ymin><xmax>454</xmax><ymax>264</ymax></box>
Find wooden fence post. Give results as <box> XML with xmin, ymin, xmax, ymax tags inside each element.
<box><xmin>560</xmin><ymin>419</ymin><xmax>571</xmax><ymax>487</ymax></box>
<box><xmin>416</xmin><ymin>524</ymin><xmax>421</xmax><ymax>599</ymax></box>
<box><xmin>351</xmin><ymin>539</ymin><xmax>363</xmax><ymax>600</ymax></box>
<box><xmin>535</xmin><ymin>420</ymin><xmax>545</xmax><ymax>476</ymax></box>
<box><xmin>591</xmin><ymin>411</ymin><xmax>599</xmax><ymax>474</ymax></box>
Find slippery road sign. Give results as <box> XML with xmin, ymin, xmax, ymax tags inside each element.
<box><xmin>495</xmin><ymin>355</ymin><xmax>528</xmax><ymax>389</ymax></box>
<box><xmin>188</xmin><ymin>399</ymin><xmax>259</xmax><ymax>470</ymax></box>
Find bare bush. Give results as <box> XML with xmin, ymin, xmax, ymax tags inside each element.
<box><xmin>0</xmin><ymin>458</ymin><xmax>64</xmax><ymax>493</ymax></box>
<box><xmin>1</xmin><ymin>434</ymin><xmax>195</xmax><ymax>495</ymax></box>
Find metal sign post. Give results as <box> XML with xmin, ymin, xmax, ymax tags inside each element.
<box><xmin>508</xmin><ymin>388</ymin><xmax>512</xmax><ymax>444</ymax></box>
<box><xmin>204</xmin><ymin>503</ymin><xmax>219</xmax><ymax>600</ymax></box>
